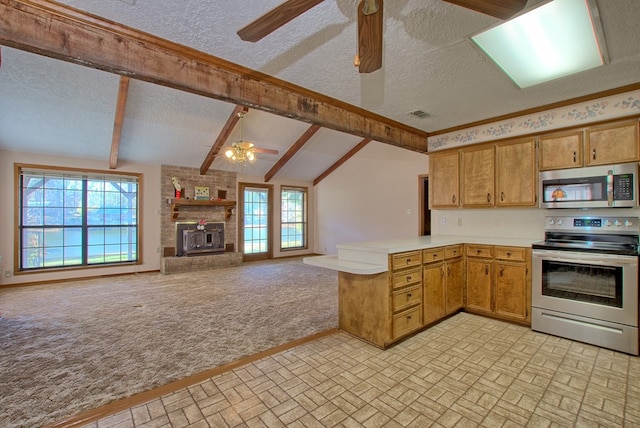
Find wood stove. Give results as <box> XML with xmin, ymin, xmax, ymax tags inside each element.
<box><xmin>175</xmin><ymin>222</ymin><xmax>224</xmax><ymax>256</ymax></box>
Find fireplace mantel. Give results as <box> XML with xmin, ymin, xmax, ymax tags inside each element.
<box><xmin>170</xmin><ymin>199</ymin><xmax>236</xmax><ymax>220</ymax></box>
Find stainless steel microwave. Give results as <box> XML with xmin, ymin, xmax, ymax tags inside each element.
<box><xmin>539</xmin><ymin>163</ymin><xmax>638</xmax><ymax>209</ymax></box>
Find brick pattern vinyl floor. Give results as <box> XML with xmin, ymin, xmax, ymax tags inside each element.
<box><xmin>82</xmin><ymin>313</ymin><xmax>640</xmax><ymax>427</ymax></box>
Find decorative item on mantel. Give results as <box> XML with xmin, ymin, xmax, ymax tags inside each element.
<box><xmin>172</xmin><ymin>176</ymin><xmax>182</xmax><ymax>199</ymax></box>
<box><xmin>194</xmin><ymin>186</ymin><xmax>209</xmax><ymax>200</ymax></box>
<box><xmin>197</xmin><ymin>218</ymin><xmax>207</xmax><ymax>230</ymax></box>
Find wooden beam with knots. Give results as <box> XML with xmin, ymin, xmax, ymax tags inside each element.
<box><xmin>200</xmin><ymin>105</ymin><xmax>248</xmax><ymax>175</ymax></box>
<box><xmin>0</xmin><ymin>0</ymin><xmax>429</xmax><ymax>152</ymax></box>
<box><xmin>109</xmin><ymin>76</ymin><xmax>130</xmax><ymax>169</ymax></box>
<box><xmin>313</xmin><ymin>138</ymin><xmax>371</xmax><ymax>186</ymax></box>
<box><xmin>264</xmin><ymin>124</ymin><xmax>321</xmax><ymax>182</ymax></box>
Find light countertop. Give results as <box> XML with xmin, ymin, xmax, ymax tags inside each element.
<box><xmin>303</xmin><ymin>235</ymin><xmax>540</xmax><ymax>275</ymax></box>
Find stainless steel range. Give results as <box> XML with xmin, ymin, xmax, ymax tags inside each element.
<box><xmin>532</xmin><ymin>216</ymin><xmax>639</xmax><ymax>355</ymax></box>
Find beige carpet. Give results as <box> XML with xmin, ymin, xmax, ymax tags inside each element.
<box><xmin>0</xmin><ymin>257</ymin><xmax>338</xmax><ymax>428</ymax></box>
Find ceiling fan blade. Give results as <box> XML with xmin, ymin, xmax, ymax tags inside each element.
<box><xmin>237</xmin><ymin>0</ymin><xmax>324</xmax><ymax>42</ymax></box>
<box><xmin>357</xmin><ymin>0</ymin><xmax>383</xmax><ymax>73</ymax></box>
<box><xmin>253</xmin><ymin>147</ymin><xmax>279</xmax><ymax>155</ymax></box>
<box><xmin>443</xmin><ymin>0</ymin><xmax>527</xmax><ymax>20</ymax></box>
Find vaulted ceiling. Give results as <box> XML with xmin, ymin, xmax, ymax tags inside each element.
<box><xmin>1</xmin><ymin>0</ymin><xmax>639</xmax><ymax>182</ymax></box>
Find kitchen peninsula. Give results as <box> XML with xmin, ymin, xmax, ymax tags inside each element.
<box><xmin>304</xmin><ymin>235</ymin><xmax>538</xmax><ymax>348</ymax></box>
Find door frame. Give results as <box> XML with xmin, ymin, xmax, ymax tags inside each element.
<box><xmin>238</xmin><ymin>182</ymin><xmax>274</xmax><ymax>262</ymax></box>
<box><xmin>419</xmin><ymin>174</ymin><xmax>431</xmax><ymax>236</ymax></box>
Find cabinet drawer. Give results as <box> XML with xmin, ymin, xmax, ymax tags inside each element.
<box><xmin>392</xmin><ymin>267</ymin><xmax>422</xmax><ymax>289</ymax></box>
<box><xmin>445</xmin><ymin>245</ymin><xmax>463</xmax><ymax>259</ymax></box>
<box><xmin>495</xmin><ymin>246</ymin><xmax>526</xmax><ymax>262</ymax></box>
<box><xmin>423</xmin><ymin>248</ymin><xmax>445</xmax><ymax>264</ymax></box>
<box><xmin>392</xmin><ymin>251</ymin><xmax>422</xmax><ymax>270</ymax></box>
<box><xmin>392</xmin><ymin>306</ymin><xmax>422</xmax><ymax>339</ymax></box>
<box><xmin>466</xmin><ymin>244</ymin><xmax>493</xmax><ymax>258</ymax></box>
<box><xmin>392</xmin><ymin>284</ymin><xmax>422</xmax><ymax>313</ymax></box>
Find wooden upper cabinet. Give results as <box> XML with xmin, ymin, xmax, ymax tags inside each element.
<box><xmin>461</xmin><ymin>145</ymin><xmax>495</xmax><ymax>207</ymax></box>
<box><xmin>585</xmin><ymin>119</ymin><xmax>640</xmax><ymax>166</ymax></box>
<box><xmin>430</xmin><ymin>151</ymin><xmax>460</xmax><ymax>208</ymax></box>
<box><xmin>539</xmin><ymin>130</ymin><xmax>583</xmax><ymax>171</ymax></box>
<box><xmin>495</xmin><ymin>138</ymin><xmax>537</xmax><ymax>207</ymax></box>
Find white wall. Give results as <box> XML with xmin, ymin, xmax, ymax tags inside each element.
<box><xmin>313</xmin><ymin>142</ymin><xmax>429</xmax><ymax>254</ymax></box>
<box><xmin>0</xmin><ymin>150</ymin><xmax>162</xmax><ymax>286</ymax></box>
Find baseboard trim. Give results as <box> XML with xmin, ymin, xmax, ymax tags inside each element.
<box><xmin>46</xmin><ymin>328</ymin><xmax>339</xmax><ymax>428</ymax></box>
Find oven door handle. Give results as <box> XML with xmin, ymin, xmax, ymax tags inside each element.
<box><xmin>533</xmin><ymin>250</ymin><xmax>638</xmax><ymax>267</ymax></box>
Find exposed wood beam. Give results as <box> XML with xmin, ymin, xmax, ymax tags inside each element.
<box><xmin>200</xmin><ymin>105</ymin><xmax>248</xmax><ymax>175</ymax></box>
<box><xmin>313</xmin><ymin>138</ymin><xmax>371</xmax><ymax>186</ymax></box>
<box><xmin>443</xmin><ymin>0</ymin><xmax>527</xmax><ymax>20</ymax></box>
<box><xmin>109</xmin><ymin>76</ymin><xmax>130</xmax><ymax>169</ymax></box>
<box><xmin>237</xmin><ymin>0</ymin><xmax>324</xmax><ymax>43</ymax></box>
<box><xmin>264</xmin><ymin>124</ymin><xmax>320</xmax><ymax>183</ymax></box>
<box><xmin>0</xmin><ymin>0</ymin><xmax>429</xmax><ymax>153</ymax></box>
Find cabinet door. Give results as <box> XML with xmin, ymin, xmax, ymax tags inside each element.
<box><xmin>466</xmin><ymin>258</ymin><xmax>492</xmax><ymax>313</ymax></box>
<box><xmin>423</xmin><ymin>262</ymin><xmax>446</xmax><ymax>324</ymax></box>
<box><xmin>461</xmin><ymin>145</ymin><xmax>495</xmax><ymax>207</ymax></box>
<box><xmin>539</xmin><ymin>131</ymin><xmax>583</xmax><ymax>170</ymax></box>
<box><xmin>585</xmin><ymin>120</ymin><xmax>640</xmax><ymax>166</ymax></box>
<box><xmin>445</xmin><ymin>258</ymin><xmax>464</xmax><ymax>314</ymax></box>
<box><xmin>495</xmin><ymin>262</ymin><xmax>528</xmax><ymax>322</ymax></box>
<box><xmin>430</xmin><ymin>151</ymin><xmax>460</xmax><ymax>208</ymax></box>
<box><xmin>496</xmin><ymin>138</ymin><xmax>537</xmax><ymax>207</ymax></box>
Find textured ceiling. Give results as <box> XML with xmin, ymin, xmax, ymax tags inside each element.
<box><xmin>1</xmin><ymin>0</ymin><xmax>639</xmax><ymax>180</ymax></box>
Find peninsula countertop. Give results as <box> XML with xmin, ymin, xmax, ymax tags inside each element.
<box><xmin>303</xmin><ymin>235</ymin><xmax>540</xmax><ymax>275</ymax></box>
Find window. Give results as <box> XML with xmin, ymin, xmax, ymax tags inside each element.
<box><xmin>281</xmin><ymin>186</ymin><xmax>307</xmax><ymax>250</ymax></box>
<box><xmin>17</xmin><ymin>164</ymin><xmax>140</xmax><ymax>271</ymax></box>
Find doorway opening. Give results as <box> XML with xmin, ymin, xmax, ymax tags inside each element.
<box><xmin>419</xmin><ymin>175</ymin><xmax>431</xmax><ymax>236</ymax></box>
<box><xmin>238</xmin><ymin>183</ymin><xmax>273</xmax><ymax>261</ymax></box>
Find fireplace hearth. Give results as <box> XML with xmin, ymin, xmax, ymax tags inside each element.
<box><xmin>175</xmin><ymin>222</ymin><xmax>225</xmax><ymax>256</ymax></box>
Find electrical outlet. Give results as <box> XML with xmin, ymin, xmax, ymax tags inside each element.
<box><xmin>440</xmin><ymin>217</ymin><xmax>446</xmax><ymax>225</ymax></box>
<box><xmin>5</xmin><ymin>271</ymin><xmax>12</xmax><ymax>278</ymax></box>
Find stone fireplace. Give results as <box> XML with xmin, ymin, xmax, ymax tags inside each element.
<box><xmin>160</xmin><ymin>164</ymin><xmax>242</xmax><ymax>274</ymax></box>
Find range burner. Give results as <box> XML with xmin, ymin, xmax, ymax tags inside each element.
<box><xmin>533</xmin><ymin>216</ymin><xmax>640</xmax><ymax>256</ymax></box>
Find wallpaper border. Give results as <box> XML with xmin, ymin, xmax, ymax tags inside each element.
<box><xmin>428</xmin><ymin>89</ymin><xmax>640</xmax><ymax>152</ymax></box>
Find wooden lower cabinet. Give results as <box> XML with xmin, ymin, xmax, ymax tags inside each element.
<box><xmin>465</xmin><ymin>245</ymin><xmax>531</xmax><ymax>324</ymax></box>
<box><xmin>423</xmin><ymin>245</ymin><xmax>463</xmax><ymax>325</ymax></box>
<box><xmin>338</xmin><ymin>250</ymin><xmax>424</xmax><ymax>348</ymax></box>
<box><xmin>466</xmin><ymin>244</ymin><xmax>493</xmax><ymax>313</ymax></box>
<box><xmin>337</xmin><ymin>244</ymin><xmax>531</xmax><ymax>348</ymax></box>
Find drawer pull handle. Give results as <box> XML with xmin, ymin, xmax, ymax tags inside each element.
<box><xmin>500</xmin><ymin>266</ymin><xmax>504</xmax><ymax>277</ymax></box>
<box><xmin>406</xmin><ymin>258</ymin><xmax>411</xmax><ymax>264</ymax></box>
<box><xmin>407</xmin><ymin>293</ymin><xmax>412</xmax><ymax>298</ymax></box>
<box><xmin>506</xmin><ymin>252</ymin><xmax>512</xmax><ymax>257</ymax></box>
<box><xmin>476</xmin><ymin>249</ymin><xmax>481</xmax><ymax>255</ymax></box>
<box><xmin>573</xmin><ymin>151</ymin><xmax>577</xmax><ymax>163</ymax></box>
<box><xmin>407</xmin><ymin>315</ymin><xmax>412</xmax><ymax>320</ymax></box>
<box><xmin>406</xmin><ymin>276</ymin><xmax>411</xmax><ymax>281</ymax></box>
<box><xmin>592</xmin><ymin>148</ymin><xmax>597</xmax><ymax>160</ymax></box>
<box><xmin>433</xmin><ymin>254</ymin><xmax>437</xmax><ymax>259</ymax></box>
<box><xmin>485</xmin><ymin>265</ymin><xmax>489</xmax><ymax>275</ymax></box>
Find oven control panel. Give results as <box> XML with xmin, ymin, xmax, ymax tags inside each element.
<box><xmin>545</xmin><ymin>216</ymin><xmax>640</xmax><ymax>234</ymax></box>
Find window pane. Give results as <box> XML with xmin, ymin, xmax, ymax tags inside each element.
<box><xmin>281</xmin><ymin>188</ymin><xmax>306</xmax><ymax>250</ymax></box>
<box><xmin>18</xmin><ymin>168</ymin><xmax>139</xmax><ymax>270</ymax></box>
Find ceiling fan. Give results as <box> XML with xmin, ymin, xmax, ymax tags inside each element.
<box><xmin>236</xmin><ymin>0</ymin><xmax>528</xmax><ymax>74</ymax></box>
<box><xmin>222</xmin><ymin>111</ymin><xmax>279</xmax><ymax>164</ymax></box>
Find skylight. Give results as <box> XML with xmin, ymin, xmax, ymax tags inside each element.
<box><xmin>471</xmin><ymin>0</ymin><xmax>607</xmax><ymax>88</ymax></box>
